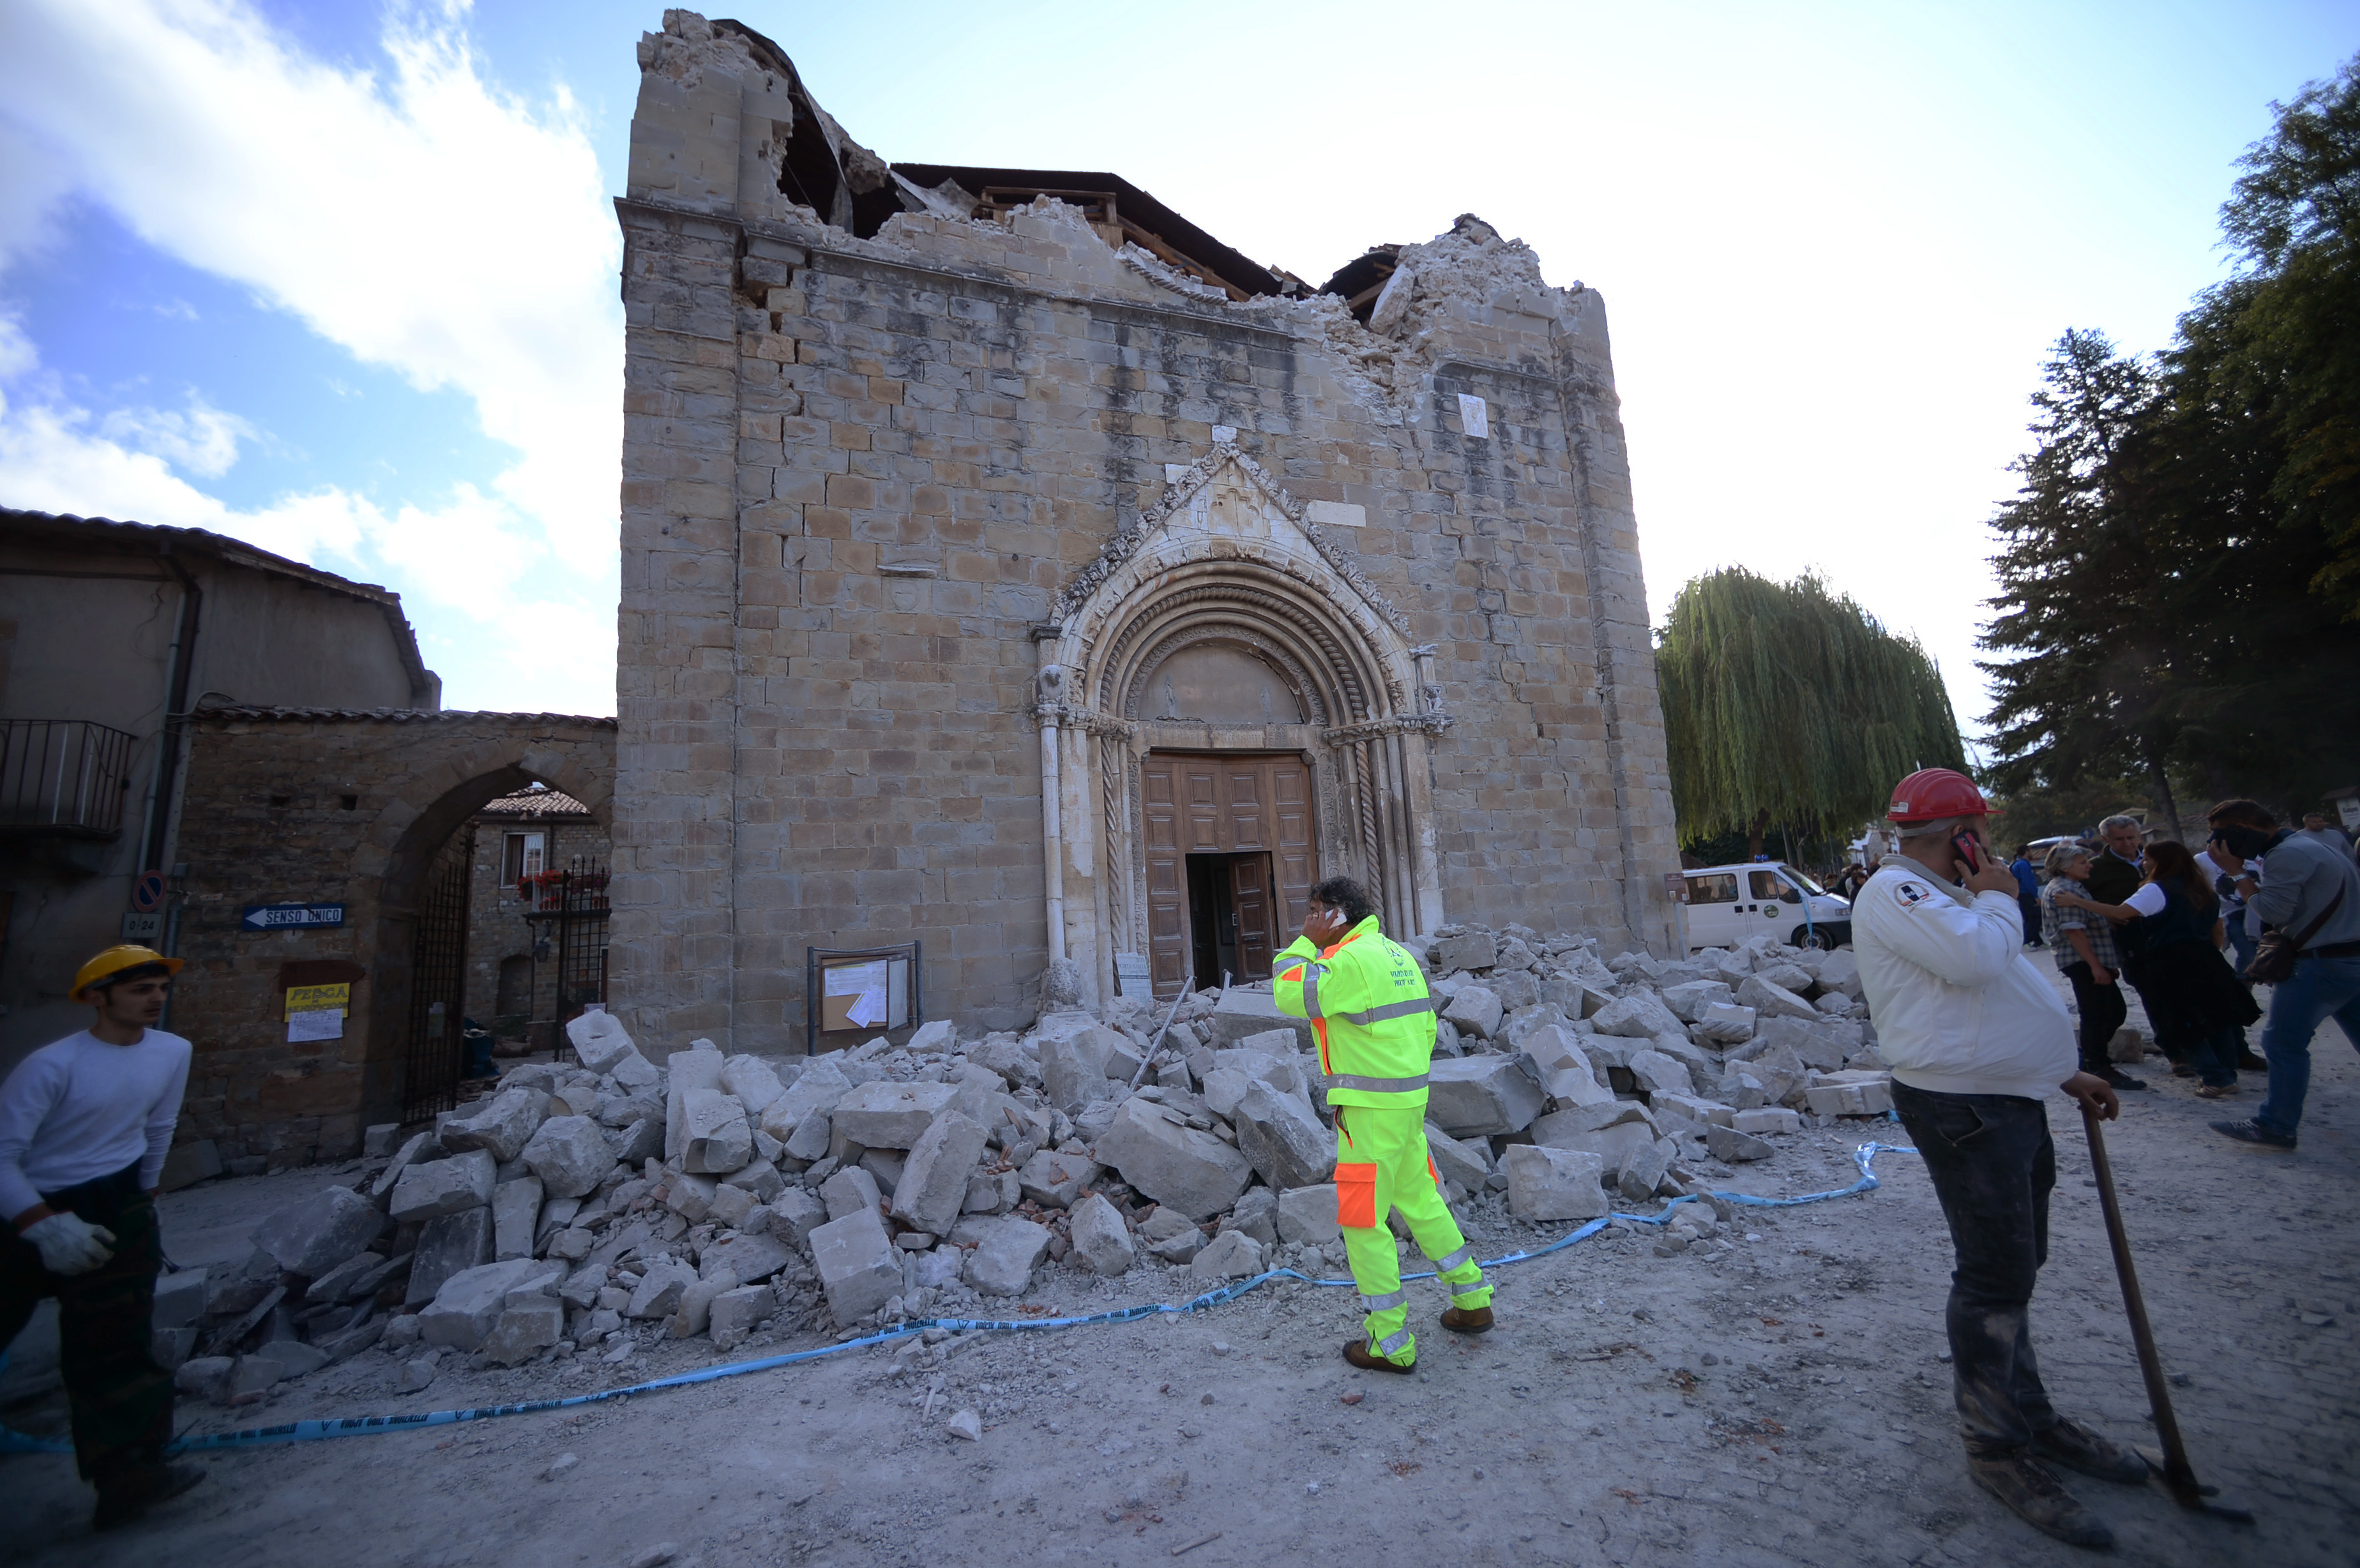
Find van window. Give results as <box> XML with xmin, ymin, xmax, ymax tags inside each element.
<box><xmin>1748</xmin><ymin>870</ymin><xmax>1785</xmax><ymax>901</ymax></box>
<box><xmin>1689</xmin><ymin>873</ymin><xmax>1738</xmax><ymax>905</ymax></box>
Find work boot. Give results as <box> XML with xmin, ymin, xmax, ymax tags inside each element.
<box><xmin>92</xmin><ymin>1463</ymin><xmax>206</xmax><ymax>1532</ymax></box>
<box><xmin>1342</xmin><ymin>1338</ymin><xmax>1414</xmax><ymax>1375</ymax></box>
<box><xmin>2236</xmin><ymin>1050</ymin><xmax>2268</xmax><ymax>1071</ymax></box>
<box><xmin>2034</xmin><ymin>1418</ymin><xmax>2151</xmax><ymax>1485</ymax></box>
<box><xmin>2098</xmin><ymin>1066</ymin><xmax>2147</xmax><ymax>1091</ymax></box>
<box><xmin>1439</xmin><ymin>1306</ymin><xmax>1493</xmax><ymax>1334</ymax></box>
<box><xmin>1967</xmin><ymin>1453</ymin><xmax>2115</xmax><ymax>1549</ymax></box>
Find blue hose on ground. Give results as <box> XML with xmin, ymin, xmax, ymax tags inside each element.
<box><xmin>1</xmin><ymin>1142</ymin><xmax>1916</xmax><ymax>1458</ymax></box>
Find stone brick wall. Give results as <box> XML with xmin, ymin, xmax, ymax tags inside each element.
<box><xmin>169</xmin><ymin>709</ymin><xmax>613</xmax><ymax>1168</ymax></box>
<box><xmin>609</xmin><ymin>12</ymin><xmax>1677</xmax><ymax>1055</ymax></box>
<box><xmin>461</xmin><ymin>795</ymin><xmax>610</xmax><ymax>1044</ymax></box>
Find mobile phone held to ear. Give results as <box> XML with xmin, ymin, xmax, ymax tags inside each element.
<box><xmin>1951</xmin><ymin>832</ymin><xmax>1983</xmax><ymax>874</ymax></box>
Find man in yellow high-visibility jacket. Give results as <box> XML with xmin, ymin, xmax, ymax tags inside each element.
<box><xmin>1274</xmin><ymin>877</ymin><xmax>1493</xmax><ymax>1372</ymax></box>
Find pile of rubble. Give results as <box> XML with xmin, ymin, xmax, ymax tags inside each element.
<box><xmin>162</xmin><ymin>924</ymin><xmax>1894</xmax><ymax>1403</ymax></box>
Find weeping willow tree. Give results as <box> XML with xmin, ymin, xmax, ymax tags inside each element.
<box><xmin>1658</xmin><ymin>568</ymin><xmax>1967</xmax><ymax>857</ymax></box>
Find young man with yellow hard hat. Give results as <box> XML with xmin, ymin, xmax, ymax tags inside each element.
<box><xmin>0</xmin><ymin>945</ymin><xmax>203</xmax><ymax>1530</ymax></box>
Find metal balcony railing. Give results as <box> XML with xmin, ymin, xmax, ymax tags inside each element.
<box><xmin>0</xmin><ymin>720</ymin><xmax>137</xmax><ymax>835</ymax></box>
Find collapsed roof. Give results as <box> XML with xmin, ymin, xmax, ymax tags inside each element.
<box><xmin>702</xmin><ymin>15</ymin><xmax>1387</xmax><ymax>308</ymax></box>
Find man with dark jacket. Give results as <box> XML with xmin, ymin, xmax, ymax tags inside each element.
<box><xmin>2208</xmin><ymin>800</ymin><xmax>2360</xmax><ymax>1150</ymax></box>
<box><xmin>2082</xmin><ymin>816</ymin><xmax>2169</xmax><ymax>1064</ymax></box>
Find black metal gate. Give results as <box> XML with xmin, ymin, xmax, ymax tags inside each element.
<box><xmin>527</xmin><ymin>856</ymin><xmax>609</xmax><ymax>1046</ymax></box>
<box><xmin>402</xmin><ymin>829</ymin><xmax>474</xmax><ymax>1122</ymax></box>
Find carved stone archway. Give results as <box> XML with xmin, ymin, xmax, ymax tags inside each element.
<box><xmin>1032</xmin><ymin>441</ymin><xmax>1449</xmax><ymax>1004</ymax></box>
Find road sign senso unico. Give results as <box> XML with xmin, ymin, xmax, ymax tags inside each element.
<box><xmin>241</xmin><ymin>903</ymin><xmax>345</xmax><ymax>931</ymax></box>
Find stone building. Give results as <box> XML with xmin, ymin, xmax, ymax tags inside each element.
<box><xmin>611</xmin><ymin>13</ymin><xmax>1677</xmax><ymax>1050</ymax></box>
<box><xmin>166</xmin><ymin>708</ymin><xmax>612</xmax><ymax>1171</ymax></box>
<box><xmin>0</xmin><ymin>509</ymin><xmax>438</xmax><ymax>1078</ymax></box>
<box><xmin>461</xmin><ymin>783</ymin><xmax>612</xmax><ymax>1049</ymax></box>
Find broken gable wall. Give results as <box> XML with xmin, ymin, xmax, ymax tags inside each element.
<box><xmin>611</xmin><ymin>10</ymin><xmax>1676</xmax><ymax>1049</ymax></box>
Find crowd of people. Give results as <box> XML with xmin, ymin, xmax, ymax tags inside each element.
<box><xmin>1848</xmin><ymin>772</ymin><xmax>2360</xmax><ymax>1549</ymax></box>
<box><xmin>1826</xmin><ymin>801</ymin><xmax>2360</xmax><ymax>1147</ymax></box>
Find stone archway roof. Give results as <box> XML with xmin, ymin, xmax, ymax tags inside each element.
<box><xmin>478</xmin><ymin>785</ymin><xmax>595</xmax><ymax>818</ymax></box>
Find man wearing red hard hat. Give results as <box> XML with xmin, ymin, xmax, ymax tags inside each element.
<box><xmin>1852</xmin><ymin>770</ymin><xmax>2137</xmax><ymax>1551</ymax></box>
<box><xmin>0</xmin><ymin>946</ymin><xmax>203</xmax><ymax>1529</ymax></box>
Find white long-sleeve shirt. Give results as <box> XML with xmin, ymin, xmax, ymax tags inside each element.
<box><xmin>0</xmin><ymin>1029</ymin><xmax>192</xmax><ymax>1219</ymax></box>
<box><xmin>1853</xmin><ymin>857</ymin><xmax>2076</xmax><ymax>1101</ymax></box>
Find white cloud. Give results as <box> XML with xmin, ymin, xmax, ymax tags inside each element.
<box><xmin>0</xmin><ymin>120</ymin><xmax>77</xmax><ymax>269</ymax></box>
<box><xmin>0</xmin><ymin>0</ymin><xmax>623</xmax><ymax>713</ymax></box>
<box><xmin>0</xmin><ymin>311</ymin><xmax>35</xmax><ymax>382</ymax></box>
<box><xmin>0</xmin><ymin>381</ymin><xmax>366</xmax><ymax>562</ymax></box>
<box><xmin>0</xmin><ymin>373</ymin><xmax>614</xmax><ymax>714</ymax></box>
<box><xmin>97</xmin><ymin>396</ymin><xmax>254</xmax><ymax>479</ymax></box>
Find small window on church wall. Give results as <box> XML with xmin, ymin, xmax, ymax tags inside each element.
<box><xmin>503</xmin><ymin>832</ymin><xmax>546</xmax><ymax>887</ymax></box>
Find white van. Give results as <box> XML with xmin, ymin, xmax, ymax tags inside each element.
<box><xmin>1679</xmin><ymin>862</ymin><xmax>1852</xmax><ymax>951</ymax></box>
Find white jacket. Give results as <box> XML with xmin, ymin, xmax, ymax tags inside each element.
<box><xmin>1852</xmin><ymin>856</ymin><xmax>2076</xmax><ymax>1101</ymax></box>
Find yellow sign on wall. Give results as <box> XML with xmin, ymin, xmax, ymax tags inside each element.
<box><xmin>285</xmin><ymin>983</ymin><xmax>351</xmax><ymax>1018</ymax></box>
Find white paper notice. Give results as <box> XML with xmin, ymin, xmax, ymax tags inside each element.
<box><xmin>826</xmin><ymin>960</ymin><xmax>888</xmax><ymax>997</ymax></box>
<box><xmin>846</xmin><ymin>987</ymin><xmax>889</xmax><ymax>1027</ymax></box>
<box><xmin>287</xmin><ymin>1007</ymin><xmax>345</xmax><ymax>1043</ymax></box>
<box><xmin>1456</xmin><ymin>393</ymin><xmax>1489</xmax><ymax>439</ymax></box>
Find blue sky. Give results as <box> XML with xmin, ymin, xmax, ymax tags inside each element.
<box><xmin>1</xmin><ymin>1</ymin><xmax>2351</xmax><ymax>723</ymax></box>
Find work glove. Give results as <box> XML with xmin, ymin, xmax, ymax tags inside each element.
<box><xmin>21</xmin><ymin>1212</ymin><xmax>116</xmax><ymax>1276</ymax></box>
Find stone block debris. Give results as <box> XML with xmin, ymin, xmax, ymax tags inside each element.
<box><xmin>811</xmin><ymin>1209</ymin><xmax>902</xmax><ymax>1322</ymax></box>
<box><xmin>892</xmin><ymin>1110</ymin><xmax>990</xmax><ymax>1235</ymax></box>
<box><xmin>1191</xmin><ymin>1230</ymin><xmax>1266</xmax><ymax>1279</ymax></box>
<box><xmin>677</xmin><ymin>1089</ymin><xmax>755</xmax><ymax>1174</ymax></box>
<box><xmin>1093</xmin><ymin>1097</ymin><xmax>1253</xmax><ymax>1219</ymax></box>
<box><xmin>522</xmin><ymin>1115</ymin><xmax>611</xmax><ymax>1197</ymax></box>
<box><xmin>963</xmin><ymin>1216</ymin><xmax>1051</xmax><ymax>1297</ymax></box>
<box><xmin>1016</xmin><ymin>1146</ymin><xmax>1101</xmax><ymax>1209</ymax></box>
<box><xmin>830</xmin><ymin>1081</ymin><xmax>961</xmax><ymax>1150</ymax></box>
<box><xmin>1230</xmin><ymin>1081</ymin><xmax>1330</xmax><ymax>1192</ymax></box>
<box><xmin>420</xmin><ymin>1260</ymin><xmax>564</xmax><ymax>1350</ymax></box>
<box><xmin>1500</xmin><ymin>1145</ymin><xmax>1610</xmax><ymax>1221</ymax></box>
<box><xmin>252</xmin><ymin>1183</ymin><xmax>384</xmax><ymax>1278</ymax></box>
<box><xmin>1275</xmin><ymin>1184</ymin><xmax>1342</xmax><ymax>1245</ymax></box>
<box><xmin>181</xmin><ymin>919</ymin><xmax>1876</xmax><ymax>1380</ymax></box>
<box><xmin>1067</xmin><ymin>1192</ymin><xmax>1137</xmax><ymax>1276</ymax></box>
<box><xmin>1441</xmin><ymin>985</ymin><xmax>1503</xmax><ymax>1041</ymax></box>
<box><xmin>1425</xmin><ymin>1056</ymin><xmax>1546</xmax><ymax>1137</ymax></box>
<box><xmin>492</xmin><ymin>1175</ymin><xmax>545</xmax><ymax>1262</ymax></box>
<box><xmin>564</xmin><ymin>1009</ymin><xmax>638</xmax><ymax>1075</ymax></box>
<box><xmin>1737</xmin><ymin>974</ymin><xmax>1819</xmax><ymax>1022</ymax></box>
<box><xmin>388</xmin><ymin>1149</ymin><xmax>496</xmax><ymax>1222</ymax></box>
<box><xmin>439</xmin><ymin>1088</ymin><xmax>550</xmax><ymax>1163</ymax></box>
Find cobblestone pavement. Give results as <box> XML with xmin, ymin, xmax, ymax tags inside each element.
<box><xmin>6</xmin><ymin>999</ymin><xmax>2352</xmax><ymax>1567</ymax></box>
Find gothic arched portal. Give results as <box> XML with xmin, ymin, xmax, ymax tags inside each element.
<box><xmin>1034</xmin><ymin>442</ymin><xmax>1449</xmax><ymax>1003</ymax></box>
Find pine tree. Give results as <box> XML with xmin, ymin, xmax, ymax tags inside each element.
<box><xmin>2214</xmin><ymin>57</ymin><xmax>2360</xmax><ymax>608</ymax></box>
<box><xmin>1979</xmin><ymin>331</ymin><xmax>2191</xmax><ymax>837</ymax></box>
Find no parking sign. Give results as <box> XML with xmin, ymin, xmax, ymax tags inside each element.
<box><xmin>132</xmin><ymin>871</ymin><xmax>167</xmax><ymax>912</ymax></box>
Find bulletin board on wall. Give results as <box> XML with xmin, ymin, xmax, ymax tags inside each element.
<box><xmin>805</xmin><ymin>943</ymin><xmax>921</xmax><ymax>1055</ymax></box>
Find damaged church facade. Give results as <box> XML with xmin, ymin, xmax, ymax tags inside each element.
<box><xmin>611</xmin><ymin>11</ymin><xmax>1677</xmax><ymax>1049</ymax></box>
